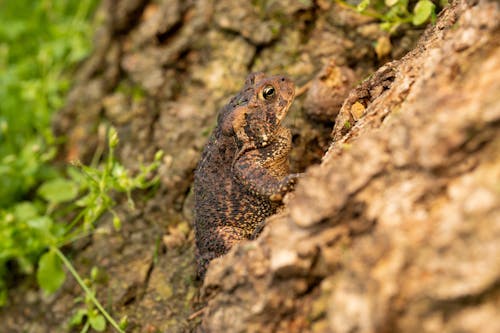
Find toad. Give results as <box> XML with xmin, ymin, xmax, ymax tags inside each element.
<box><xmin>194</xmin><ymin>72</ymin><xmax>300</xmax><ymax>278</ymax></box>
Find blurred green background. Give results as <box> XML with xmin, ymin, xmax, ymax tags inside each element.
<box><xmin>0</xmin><ymin>0</ymin><xmax>99</xmax><ymax>304</ymax></box>
<box><xmin>0</xmin><ymin>0</ymin><xmax>98</xmax><ymax>206</ymax></box>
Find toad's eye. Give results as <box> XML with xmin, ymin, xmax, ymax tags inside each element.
<box><xmin>262</xmin><ymin>85</ymin><xmax>275</xmax><ymax>100</ymax></box>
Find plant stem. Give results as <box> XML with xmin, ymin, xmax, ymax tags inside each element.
<box><xmin>56</xmin><ymin>229</ymin><xmax>93</xmax><ymax>248</ymax></box>
<box><xmin>53</xmin><ymin>247</ymin><xmax>125</xmax><ymax>333</ymax></box>
<box><xmin>334</xmin><ymin>0</ymin><xmax>385</xmax><ymax>19</ymax></box>
<box><xmin>80</xmin><ymin>321</ymin><xmax>90</xmax><ymax>333</ymax></box>
<box><xmin>64</xmin><ymin>209</ymin><xmax>86</xmax><ymax>235</ymax></box>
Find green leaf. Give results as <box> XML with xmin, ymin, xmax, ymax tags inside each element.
<box><xmin>89</xmin><ymin>313</ymin><xmax>106</xmax><ymax>331</ymax></box>
<box><xmin>380</xmin><ymin>22</ymin><xmax>394</xmax><ymax>32</ymax></box>
<box><xmin>108</xmin><ymin>127</ymin><xmax>119</xmax><ymax>148</ymax></box>
<box><xmin>27</xmin><ymin>216</ymin><xmax>53</xmax><ymax>231</ymax></box>
<box><xmin>38</xmin><ymin>178</ymin><xmax>78</xmax><ymax>204</ymax></box>
<box><xmin>154</xmin><ymin>150</ymin><xmax>164</xmax><ymax>161</ymax></box>
<box><xmin>357</xmin><ymin>0</ymin><xmax>370</xmax><ymax>12</ymax></box>
<box><xmin>27</xmin><ymin>216</ymin><xmax>56</xmax><ymax>242</ymax></box>
<box><xmin>67</xmin><ymin>166</ymin><xmax>87</xmax><ymax>186</ymax></box>
<box><xmin>112</xmin><ymin>215</ymin><xmax>121</xmax><ymax>231</ymax></box>
<box><xmin>413</xmin><ymin>0</ymin><xmax>436</xmax><ymax>26</ymax></box>
<box><xmin>69</xmin><ymin>308</ymin><xmax>87</xmax><ymax>326</ymax></box>
<box><xmin>119</xmin><ymin>315</ymin><xmax>129</xmax><ymax>330</ymax></box>
<box><xmin>16</xmin><ymin>256</ymin><xmax>35</xmax><ymax>275</ymax></box>
<box><xmin>37</xmin><ymin>250</ymin><xmax>66</xmax><ymax>293</ymax></box>
<box><xmin>90</xmin><ymin>266</ymin><xmax>99</xmax><ymax>281</ymax></box>
<box><xmin>13</xmin><ymin>202</ymin><xmax>39</xmax><ymax>221</ymax></box>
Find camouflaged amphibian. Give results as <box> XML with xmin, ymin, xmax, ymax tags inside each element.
<box><xmin>194</xmin><ymin>73</ymin><xmax>299</xmax><ymax>278</ymax></box>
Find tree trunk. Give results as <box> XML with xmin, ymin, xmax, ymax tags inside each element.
<box><xmin>202</xmin><ymin>1</ymin><xmax>500</xmax><ymax>332</ymax></box>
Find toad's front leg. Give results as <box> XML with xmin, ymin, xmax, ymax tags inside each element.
<box><xmin>233</xmin><ymin>151</ymin><xmax>300</xmax><ymax>202</ymax></box>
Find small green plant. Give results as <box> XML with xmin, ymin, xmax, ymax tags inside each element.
<box><xmin>68</xmin><ymin>267</ymin><xmax>128</xmax><ymax>333</ymax></box>
<box><xmin>1</xmin><ymin>127</ymin><xmax>162</xmax><ymax>331</ymax></box>
<box><xmin>34</xmin><ymin>127</ymin><xmax>163</xmax><ymax>291</ymax></box>
<box><xmin>0</xmin><ymin>1</ymin><xmax>164</xmax><ymax>331</ymax></box>
<box><xmin>336</xmin><ymin>0</ymin><xmax>446</xmax><ymax>34</ymax></box>
<box><xmin>0</xmin><ymin>0</ymin><xmax>98</xmax><ymax>304</ymax></box>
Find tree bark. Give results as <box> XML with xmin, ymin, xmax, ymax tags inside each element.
<box><xmin>202</xmin><ymin>1</ymin><xmax>500</xmax><ymax>332</ymax></box>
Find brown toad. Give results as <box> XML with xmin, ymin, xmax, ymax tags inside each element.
<box><xmin>194</xmin><ymin>72</ymin><xmax>299</xmax><ymax>278</ymax></box>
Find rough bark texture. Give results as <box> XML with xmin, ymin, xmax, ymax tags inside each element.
<box><xmin>202</xmin><ymin>1</ymin><xmax>500</xmax><ymax>332</ymax></box>
<box><xmin>1</xmin><ymin>0</ymin><xmax>499</xmax><ymax>332</ymax></box>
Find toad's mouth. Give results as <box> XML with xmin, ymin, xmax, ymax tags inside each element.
<box><xmin>276</xmin><ymin>101</ymin><xmax>293</xmax><ymax>122</ymax></box>
<box><xmin>276</xmin><ymin>84</ymin><xmax>295</xmax><ymax>122</ymax></box>
<box><xmin>277</xmin><ymin>99</ymin><xmax>295</xmax><ymax>125</ymax></box>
